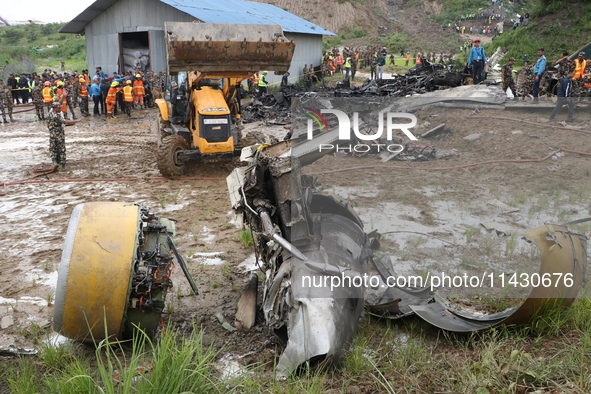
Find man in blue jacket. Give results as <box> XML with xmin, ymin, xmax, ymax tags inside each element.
<box><xmin>549</xmin><ymin>69</ymin><xmax>576</xmax><ymax>121</ymax></box>
<box><xmin>532</xmin><ymin>48</ymin><xmax>546</xmax><ymax>104</ymax></box>
<box><xmin>468</xmin><ymin>39</ymin><xmax>486</xmax><ymax>84</ymax></box>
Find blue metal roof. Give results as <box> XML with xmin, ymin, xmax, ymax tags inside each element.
<box><xmin>159</xmin><ymin>0</ymin><xmax>334</xmax><ymax>35</ymax></box>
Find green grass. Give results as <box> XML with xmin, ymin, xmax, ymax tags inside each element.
<box><xmin>237</xmin><ymin>229</ymin><xmax>254</xmax><ymax>248</ymax></box>
<box><xmin>2</xmin><ymin>300</ymin><xmax>591</xmax><ymax>392</ymax></box>
<box><xmin>0</xmin><ymin>23</ymin><xmax>87</xmax><ymax>79</ymax></box>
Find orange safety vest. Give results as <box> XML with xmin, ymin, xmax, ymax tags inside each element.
<box><xmin>123</xmin><ymin>85</ymin><xmax>133</xmax><ymax>102</ymax></box>
<box><xmin>416</xmin><ymin>55</ymin><xmax>421</xmax><ymax>64</ymax></box>
<box><xmin>42</xmin><ymin>87</ymin><xmax>53</xmax><ymax>102</ymax></box>
<box><xmin>106</xmin><ymin>87</ymin><xmax>117</xmax><ymax>104</ymax></box>
<box><xmin>336</xmin><ymin>55</ymin><xmax>343</xmax><ymax>65</ymax></box>
<box><xmin>79</xmin><ymin>84</ymin><xmax>88</xmax><ymax>98</ymax></box>
<box><xmin>83</xmin><ymin>74</ymin><xmax>90</xmax><ymax>86</ymax></box>
<box><xmin>574</xmin><ymin>58</ymin><xmax>586</xmax><ymax>79</ymax></box>
<box><xmin>405</xmin><ymin>54</ymin><xmax>410</xmax><ymax>61</ymax></box>
<box><xmin>253</xmin><ymin>73</ymin><xmax>259</xmax><ymax>85</ymax></box>
<box><xmin>132</xmin><ymin>80</ymin><xmax>145</xmax><ymax>95</ymax></box>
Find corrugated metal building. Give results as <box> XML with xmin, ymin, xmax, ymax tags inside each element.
<box><xmin>60</xmin><ymin>0</ymin><xmax>333</xmax><ymax>85</ymax></box>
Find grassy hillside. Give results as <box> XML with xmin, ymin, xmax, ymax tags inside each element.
<box><xmin>484</xmin><ymin>0</ymin><xmax>591</xmax><ymax>63</ymax></box>
<box><xmin>0</xmin><ymin>23</ymin><xmax>86</xmax><ymax>80</ymax></box>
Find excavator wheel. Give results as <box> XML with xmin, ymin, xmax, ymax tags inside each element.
<box><xmin>53</xmin><ymin>202</ymin><xmax>176</xmax><ymax>342</ymax></box>
<box><xmin>157</xmin><ymin>134</ymin><xmax>189</xmax><ymax>177</ymax></box>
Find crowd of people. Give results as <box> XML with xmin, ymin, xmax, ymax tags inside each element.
<box><xmin>0</xmin><ymin>66</ymin><xmax>166</xmax><ymax>171</ymax></box>
<box><xmin>0</xmin><ymin>67</ymin><xmax>165</xmax><ymax>124</ymax></box>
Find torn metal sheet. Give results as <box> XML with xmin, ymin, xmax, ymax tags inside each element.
<box><xmin>487</xmin><ymin>198</ymin><xmax>520</xmax><ymax>213</ymax></box>
<box><xmin>397</xmin><ymin>85</ymin><xmax>507</xmax><ymax>113</ymax></box>
<box><xmin>480</xmin><ymin>221</ymin><xmax>523</xmax><ymax>237</ymax></box>
<box><xmin>366</xmin><ymin>224</ymin><xmax>587</xmax><ymax>331</ymax></box>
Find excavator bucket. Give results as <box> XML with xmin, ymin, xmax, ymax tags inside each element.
<box><xmin>164</xmin><ymin>22</ymin><xmax>296</xmax><ymax>74</ymax></box>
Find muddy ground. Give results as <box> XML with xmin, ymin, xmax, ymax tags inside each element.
<box><xmin>1</xmin><ymin>95</ymin><xmax>591</xmax><ymax>378</ymax></box>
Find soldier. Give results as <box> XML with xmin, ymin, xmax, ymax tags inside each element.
<box><xmin>554</xmin><ymin>51</ymin><xmax>575</xmax><ymax>78</ymax></box>
<box><xmin>351</xmin><ymin>57</ymin><xmax>358</xmax><ymax>81</ymax></box>
<box><xmin>31</xmin><ymin>80</ymin><xmax>45</xmax><ymax>120</ymax></box>
<box><xmin>71</xmin><ymin>77</ymin><xmax>80</xmax><ymax>108</ymax></box>
<box><xmin>0</xmin><ymin>80</ymin><xmax>8</xmax><ymax>123</ymax></box>
<box><xmin>520</xmin><ymin>65</ymin><xmax>535</xmax><ymax>100</ymax></box>
<box><xmin>78</xmin><ymin>78</ymin><xmax>90</xmax><ymax>117</ymax></box>
<box><xmin>4</xmin><ymin>84</ymin><xmax>15</xmax><ymax>122</ymax></box>
<box><xmin>47</xmin><ymin>100</ymin><xmax>66</xmax><ymax>170</ymax></box>
<box><xmin>64</xmin><ymin>80</ymin><xmax>77</xmax><ymax>120</ymax></box>
<box><xmin>501</xmin><ymin>57</ymin><xmax>517</xmax><ymax>98</ymax></box>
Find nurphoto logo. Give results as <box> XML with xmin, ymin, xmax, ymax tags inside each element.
<box><xmin>305</xmin><ymin>108</ymin><xmax>419</xmax><ymax>153</ymax></box>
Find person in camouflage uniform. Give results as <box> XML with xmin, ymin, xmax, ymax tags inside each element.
<box><xmin>31</xmin><ymin>81</ymin><xmax>45</xmax><ymax>120</ymax></box>
<box><xmin>71</xmin><ymin>78</ymin><xmax>80</xmax><ymax>108</ymax></box>
<box><xmin>47</xmin><ymin>101</ymin><xmax>66</xmax><ymax>170</ymax></box>
<box><xmin>351</xmin><ymin>57</ymin><xmax>358</xmax><ymax>81</ymax></box>
<box><xmin>0</xmin><ymin>81</ymin><xmax>8</xmax><ymax>123</ymax></box>
<box><xmin>520</xmin><ymin>65</ymin><xmax>535</xmax><ymax>100</ymax></box>
<box><xmin>501</xmin><ymin>57</ymin><xmax>517</xmax><ymax>98</ymax></box>
<box><xmin>4</xmin><ymin>84</ymin><xmax>14</xmax><ymax>122</ymax></box>
<box><xmin>64</xmin><ymin>80</ymin><xmax>77</xmax><ymax>120</ymax></box>
<box><xmin>554</xmin><ymin>51</ymin><xmax>575</xmax><ymax>78</ymax></box>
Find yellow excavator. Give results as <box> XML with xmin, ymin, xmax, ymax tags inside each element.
<box><xmin>154</xmin><ymin>22</ymin><xmax>295</xmax><ymax>177</ymax></box>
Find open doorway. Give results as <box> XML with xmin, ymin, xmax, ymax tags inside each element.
<box><xmin>119</xmin><ymin>32</ymin><xmax>150</xmax><ymax>74</ymax></box>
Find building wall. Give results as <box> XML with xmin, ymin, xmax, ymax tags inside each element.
<box><xmin>278</xmin><ymin>32</ymin><xmax>323</xmax><ymax>86</ymax></box>
<box><xmin>84</xmin><ymin>0</ymin><xmax>324</xmax><ymax>84</ymax></box>
<box><xmin>85</xmin><ymin>0</ymin><xmax>193</xmax><ymax>74</ymax></box>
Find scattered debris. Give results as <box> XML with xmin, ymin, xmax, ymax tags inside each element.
<box><xmin>215</xmin><ymin>312</ymin><xmax>237</xmax><ymax>332</ymax></box>
<box><xmin>487</xmin><ymin>199</ymin><xmax>520</xmax><ymax>213</ymax></box>
<box><xmin>421</xmin><ymin>123</ymin><xmax>447</xmax><ymax>139</ymax></box>
<box><xmin>463</xmin><ymin>133</ymin><xmax>483</xmax><ymax>142</ymax></box>
<box><xmin>480</xmin><ymin>222</ymin><xmax>522</xmax><ymax>236</ymax></box>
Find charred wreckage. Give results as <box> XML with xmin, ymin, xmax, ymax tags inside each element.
<box><xmin>52</xmin><ymin>49</ymin><xmax>588</xmax><ymax>380</ymax></box>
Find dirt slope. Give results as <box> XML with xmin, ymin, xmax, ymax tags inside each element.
<box><xmin>252</xmin><ymin>0</ymin><xmax>448</xmax><ymax>45</ymax></box>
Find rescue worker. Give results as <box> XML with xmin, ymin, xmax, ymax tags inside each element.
<box><xmin>47</xmin><ymin>100</ymin><xmax>66</xmax><ymax>170</ymax></box>
<box><xmin>252</xmin><ymin>72</ymin><xmax>260</xmax><ymax>96</ymax></box>
<box><xmin>573</xmin><ymin>52</ymin><xmax>586</xmax><ymax>97</ymax></box>
<box><xmin>257</xmin><ymin>71</ymin><xmax>268</xmax><ymax>98</ymax></box>
<box><xmin>42</xmin><ymin>81</ymin><xmax>54</xmax><ymax>114</ymax></box>
<box><xmin>78</xmin><ymin>78</ymin><xmax>90</xmax><ymax>117</ymax></box>
<box><xmin>105</xmin><ymin>81</ymin><xmax>118</xmax><ymax>119</ymax></box>
<box><xmin>405</xmin><ymin>52</ymin><xmax>411</xmax><ymax>67</ymax></box>
<box><xmin>335</xmin><ymin>53</ymin><xmax>344</xmax><ymax>73</ymax></box>
<box><xmin>416</xmin><ymin>53</ymin><xmax>422</xmax><ymax>65</ymax></box>
<box><xmin>55</xmin><ymin>81</ymin><xmax>67</xmax><ymax>118</ymax></box>
<box><xmin>123</xmin><ymin>80</ymin><xmax>134</xmax><ymax>117</ymax></box>
<box><xmin>344</xmin><ymin>56</ymin><xmax>352</xmax><ymax>80</ymax></box>
<box><xmin>501</xmin><ymin>57</ymin><xmax>517</xmax><ymax>98</ymax></box>
<box><xmin>31</xmin><ymin>80</ymin><xmax>45</xmax><ymax>120</ymax></box>
<box><xmin>133</xmin><ymin>74</ymin><xmax>145</xmax><ymax>109</ymax></box>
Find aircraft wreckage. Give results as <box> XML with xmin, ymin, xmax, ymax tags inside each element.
<box><xmin>54</xmin><ymin>97</ymin><xmax>588</xmax><ymax>379</ymax></box>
